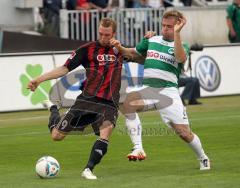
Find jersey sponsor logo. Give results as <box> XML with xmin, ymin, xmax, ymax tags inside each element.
<box><xmin>195</xmin><ymin>55</ymin><xmax>221</xmax><ymax>92</ymax></box>
<box><xmin>69</xmin><ymin>51</ymin><xmax>76</xmax><ymax>60</ymax></box>
<box><xmin>97</xmin><ymin>54</ymin><xmax>116</xmax><ymax>62</ymax></box>
<box><xmin>147</xmin><ymin>50</ymin><xmax>176</xmax><ymax>66</ymax></box>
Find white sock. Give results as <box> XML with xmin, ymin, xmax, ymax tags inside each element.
<box><xmin>125</xmin><ymin>113</ymin><xmax>143</xmax><ymax>150</ymax></box>
<box><xmin>188</xmin><ymin>134</ymin><xmax>207</xmax><ymax>160</ymax></box>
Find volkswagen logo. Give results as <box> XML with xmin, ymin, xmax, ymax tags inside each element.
<box><xmin>195</xmin><ymin>55</ymin><xmax>221</xmax><ymax>92</ymax></box>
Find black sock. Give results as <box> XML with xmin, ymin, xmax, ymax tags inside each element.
<box><xmin>85</xmin><ymin>138</ymin><xmax>109</xmax><ymax>171</ymax></box>
<box><xmin>48</xmin><ymin>105</ymin><xmax>60</xmax><ymax>133</ymax></box>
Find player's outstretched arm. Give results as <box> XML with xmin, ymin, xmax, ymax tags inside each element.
<box><xmin>27</xmin><ymin>66</ymin><xmax>69</xmax><ymax>92</ymax></box>
<box><xmin>110</xmin><ymin>39</ymin><xmax>144</xmax><ymax>64</ymax></box>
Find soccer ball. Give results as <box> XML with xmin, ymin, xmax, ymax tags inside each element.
<box><xmin>35</xmin><ymin>156</ymin><xmax>60</xmax><ymax>178</ymax></box>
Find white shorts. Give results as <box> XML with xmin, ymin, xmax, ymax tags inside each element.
<box><xmin>131</xmin><ymin>86</ymin><xmax>189</xmax><ymax>126</ymax></box>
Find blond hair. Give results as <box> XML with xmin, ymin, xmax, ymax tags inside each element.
<box><xmin>163</xmin><ymin>10</ymin><xmax>184</xmax><ymax>20</ymax></box>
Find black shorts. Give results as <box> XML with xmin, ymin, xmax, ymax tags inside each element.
<box><xmin>55</xmin><ymin>95</ymin><xmax>118</xmax><ymax>135</ymax></box>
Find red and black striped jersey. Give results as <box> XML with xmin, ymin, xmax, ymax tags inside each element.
<box><xmin>64</xmin><ymin>41</ymin><xmax>123</xmax><ymax>103</ymax></box>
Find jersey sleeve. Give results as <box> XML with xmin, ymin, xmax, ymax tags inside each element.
<box><xmin>135</xmin><ymin>38</ymin><xmax>149</xmax><ymax>56</ymax></box>
<box><xmin>63</xmin><ymin>47</ymin><xmax>87</xmax><ymax>71</ymax></box>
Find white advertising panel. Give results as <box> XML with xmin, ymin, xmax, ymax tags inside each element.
<box><xmin>190</xmin><ymin>45</ymin><xmax>240</xmax><ymax>96</ymax></box>
<box><xmin>0</xmin><ymin>45</ymin><xmax>240</xmax><ymax>112</ymax></box>
<box><xmin>0</xmin><ymin>54</ymin><xmax>55</xmax><ymax>111</ymax></box>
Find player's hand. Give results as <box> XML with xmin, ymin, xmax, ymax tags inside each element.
<box><xmin>144</xmin><ymin>31</ymin><xmax>156</xmax><ymax>39</ymax></box>
<box><xmin>174</xmin><ymin>16</ymin><xmax>186</xmax><ymax>33</ymax></box>
<box><xmin>110</xmin><ymin>38</ymin><xmax>122</xmax><ymax>50</ymax></box>
<box><xmin>27</xmin><ymin>79</ymin><xmax>40</xmax><ymax>92</ymax></box>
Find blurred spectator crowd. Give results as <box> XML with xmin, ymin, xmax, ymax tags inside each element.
<box><xmin>40</xmin><ymin>0</ymin><xmax>193</xmax><ymax>36</ymax></box>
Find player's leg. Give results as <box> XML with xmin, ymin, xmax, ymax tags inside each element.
<box><xmin>123</xmin><ymin>86</ymin><xmax>171</xmax><ymax>161</ymax></box>
<box><xmin>157</xmin><ymin>87</ymin><xmax>210</xmax><ymax>170</ymax></box>
<box><xmin>81</xmin><ymin>101</ymin><xmax>118</xmax><ymax>180</ymax></box>
<box><xmin>47</xmin><ymin>105</ymin><xmax>60</xmax><ymax>132</ymax></box>
<box><xmin>42</xmin><ymin>100</ymin><xmax>67</xmax><ymax>141</ymax></box>
<box><xmin>82</xmin><ymin>121</ymin><xmax>113</xmax><ymax>180</ymax></box>
<box><xmin>51</xmin><ymin>106</ymin><xmax>83</xmax><ymax>141</ymax></box>
<box><xmin>45</xmin><ymin>104</ymin><xmax>66</xmax><ymax>141</ymax></box>
<box><xmin>121</xmin><ymin>91</ymin><xmax>146</xmax><ymax>161</ymax></box>
<box><xmin>171</xmin><ymin>123</ymin><xmax>210</xmax><ymax>170</ymax></box>
<box><xmin>50</xmin><ymin>95</ymin><xmax>97</xmax><ymax>141</ymax></box>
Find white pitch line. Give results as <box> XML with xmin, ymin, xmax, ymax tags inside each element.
<box><xmin>0</xmin><ymin>113</ymin><xmax>240</xmax><ymax>123</ymax></box>
<box><xmin>0</xmin><ymin>114</ymin><xmax>239</xmax><ymax>138</ymax></box>
<box><xmin>190</xmin><ymin>114</ymin><xmax>240</xmax><ymax>121</ymax></box>
<box><xmin>0</xmin><ymin>115</ymin><xmax>48</xmax><ymax>122</ymax></box>
<box><xmin>0</xmin><ymin>131</ymin><xmax>48</xmax><ymax>137</ymax></box>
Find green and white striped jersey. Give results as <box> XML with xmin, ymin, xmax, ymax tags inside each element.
<box><xmin>135</xmin><ymin>35</ymin><xmax>189</xmax><ymax>88</ymax></box>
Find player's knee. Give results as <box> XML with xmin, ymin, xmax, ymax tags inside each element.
<box><xmin>100</xmin><ymin>121</ymin><xmax>114</xmax><ymax>140</ymax></box>
<box><xmin>179</xmin><ymin>132</ymin><xmax>188</xmax><ymax>140</ymax></box>
<box><xmin>122</xmin><ymin>102</ymin><xmax>134</xmax><ymax>114</ymax></box>
<box><xmin>51</xmin><ymin>130</ymin><xmax>65</xmax><ymax>141</ymax></box>
<box><xmin>123</xmin><ymin>100</ymin><xmax>131</xmax><ymax>110</ymax></box>
<box><xmin>178</xmin><ymin>130</ymin><xmax>193</xmax><ymax>142</ymax></box>
<box><xmin>173</xmin><ymin>125</ymin><xmax>192</xmax><ymax>141</ymax></box>
<box><xmin>123</xmin><ymin>99</ymin><xmax>142</xmax><ymax>113</ymax></box>
<box><xmin>51</xmin><ymin>134</ymin><xmax>63</xmax><ymax>141</ymax></box>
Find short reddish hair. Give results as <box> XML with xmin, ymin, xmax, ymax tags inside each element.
<box><xmin>99</xmin><ymin>18</ymin><xmax>117</xmax><ymax>33</ymax></box>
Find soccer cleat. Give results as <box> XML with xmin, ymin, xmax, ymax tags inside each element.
<box><xmin>199</xmin><ymin>157</ymin><xmax>211</xmax><ymax>170</ymax></box>
<box><xmin>127</xmin><ymin>148</ymin><xmax>146</xmax><ymax>161</ymax></box>
<box><xmin>81</xmin><ymin>168</ymin><xmax>97</xmax><ymax>180</ymax></box>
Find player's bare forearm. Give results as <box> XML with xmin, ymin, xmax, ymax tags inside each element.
<box><xmin>27</xmin><ymin>66</ymin><xmax>69</xmax><ymax>91</ymax></box>
<box><xmin>174</xmin><ymin>32</ymin><xmax>187</xmax><ymax>63</ymax></box>
<box><xmin>174</xmin><ymin>17</ymin><xmax>187</xmax><ymax>63</ymax></box>
<box><xmin>121</xmin><ymin>48</ymin><xmax>144</xmax><ymax>64</ymax></box>
<box><xmin>129</xmin><ymin>53</ymin><xmax>145</xmax><ymax>64</ymax></box>
<box><xmin>37</xmin><ymin>66</ymin><xmax>69</xmax><ymax>83</ymax></box>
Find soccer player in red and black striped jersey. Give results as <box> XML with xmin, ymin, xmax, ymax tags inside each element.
<box><xmin>27</xmin><ymin>18</ymin><xmax>134</xmax><ymax>180</ymax></box>
<box><xmin>64</xmin><ymin>32</ymin><xmax>123</xmax><ymax>103</ymax></box>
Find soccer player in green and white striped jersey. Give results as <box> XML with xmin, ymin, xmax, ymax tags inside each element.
<box><xmin>110</xmin><ymin>10</ymin><xmax>210</xmax><ymax>170</ymax></box>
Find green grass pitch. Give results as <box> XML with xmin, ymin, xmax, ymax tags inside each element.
<box><xmin>0</xmin><ymin>96</ymin><xmax>240</xmax><ymax>188</ymax></box>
